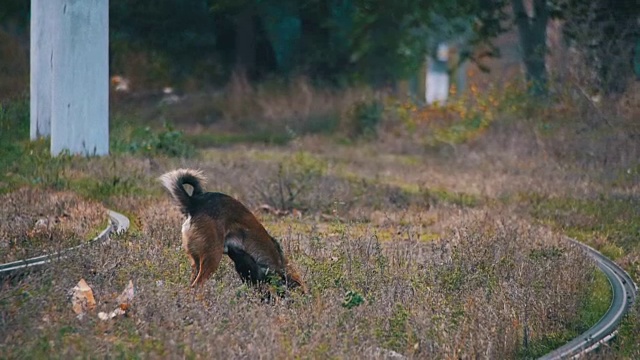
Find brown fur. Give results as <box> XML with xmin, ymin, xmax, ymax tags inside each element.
<box><xmin>160</xmin><ymin>169</ymin><xmax>306</xmax><ymax>293</ymax></box>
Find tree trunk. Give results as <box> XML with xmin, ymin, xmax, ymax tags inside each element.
<box><xmin>511</xmin><ymin>0</ymin><xmax>548</xmax><ymax>96</ymax></box>
<box><xmin>234</xmin><ymin>6</ymin><xmax>256</xmax><ymax>78</ymax></box>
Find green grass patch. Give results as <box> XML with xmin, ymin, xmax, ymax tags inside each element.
<box><xmin>110</xmin><ymin>118</ymin><xmax>195</xmax><ymax>158</ymax></box>
<box><xmin>69</xmin><ymin>175</ymin><xmax>147</xmax><ymax>202</ymax></box>
<box><xmin>86</xmin><ymin>218</ymin><xmax>112</xmax><ymax>239</ymax></box>
<box><xmin>0</xmin><ymin>138</ymin><xmax>71</xmax><ymax>194</ymax></box>
<box><xmin>576</xmin><ymin>269</ymin><xmax>612</xmax><ymax>332</ymax></box>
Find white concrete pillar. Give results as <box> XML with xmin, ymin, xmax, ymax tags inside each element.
<box><xmin>425</xmin><ymin>43</ymin><xmax>450</xmax><ymax>105</ymax></box>
<box><xmin>30</xmin><ymin>0</ymin><xmax>55</xmax><ymax>139</ymax></box>
<box><xmin>49</xmin><ymin>0</ymin><xmax>109</xmax><ymax>156</ymax></box>
<box><xmin>425</xmin><ymin>58</ymin><xmax>450</xmax><ymax>105</ymax></box>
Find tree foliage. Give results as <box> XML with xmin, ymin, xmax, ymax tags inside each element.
<box><xmin>107</xmin><ymin>0</ymin><xmax>507</xmax><ymax>85</ymax></box>
<box><xmin>5</xmin><ymin>0</ymin><xmax>635</xmax><ymax>93</ymax></box>
<box><xmin>0</xmin><ymin>0</ymin><xmax>507</xmax><ymax>86</ymax></box>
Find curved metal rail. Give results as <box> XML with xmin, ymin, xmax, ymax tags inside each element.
<box><xmin>0</xmin><ymin>210</ymin><xmax>130</xmax><ymax>278</ymax></box>
<box><xmin>539</xmin><ymin>237</ymin><xmax>638</xmax><ymax>360</ymax></box>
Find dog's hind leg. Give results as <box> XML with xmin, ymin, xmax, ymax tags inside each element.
<box><xmin>192</xmin><ymin>246</ymin><xmax>223</xmax><ymax>287</ymax></box>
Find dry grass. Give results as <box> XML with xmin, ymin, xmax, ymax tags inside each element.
<box><xmin>0</xmin><ymin>137</ymin><xmax>605</xmax><ymax>359</ymax></box>
<box><xmin>0</xmin><ymin>188</ymin><xmax>107</xmax><ymax>263</ymax></box>
<box><xmin>1</xmin><ymin>197</ymin><xmax>591</xmax><ymax>359</ymax></box>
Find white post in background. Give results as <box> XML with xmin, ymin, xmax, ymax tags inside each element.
<box><xmin>30</xmin><ymin>0</ymin><xmax>55</xmax><ymax>140</ymax></box>
<box><xmin>425</xmin><ymin>43</ymin><xmax>450</xmax><ymax>105</ymax></box>
<box><xmin>49</xmin><ymin>0</ymin><xmax>109</xmax><ymax>156</ymax></box>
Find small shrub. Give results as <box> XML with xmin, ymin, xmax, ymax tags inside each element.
<box><xmin>112</xmin><ymin>123</ymin><xmax>195</xmax><ymax>158</ymax></box>
<box><xmin>255</xmin><ymin>151</ymin><xmax>328</xmax><ymax>211</ymax></box>
<box><xmin>344</xmin><ymin>99</ymin><xmax>384</xmax><ymax>138</ymax></box>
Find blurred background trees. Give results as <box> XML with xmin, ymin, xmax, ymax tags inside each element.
<box><xmin>556</xmin><ymin>0</ymin><xmax>639</xmax><ymax>94</ymax></box>
<box><xmin>0</xmin><ymin>0</ymin><xmax>638</xmax><ymax>97</ymax></box>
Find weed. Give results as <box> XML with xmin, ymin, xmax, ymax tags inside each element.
<box><xmin>516</xmin><ymin>331</ymin><xmax>574</xmax><ymax>359</ymax></box>
<box><xmin>0</xmin><ymin>101</ymin><xmax>161</xmax><ymax>201</ymax></box>
<box><xmin>440</xmin><ymin>266</ymin><xmax>465</xmax><ymax>292</ymax></box>
<box><xmin>122</xmin><ymin>75</ymin><xmax>390</xmax><ymax>144</ymax></box>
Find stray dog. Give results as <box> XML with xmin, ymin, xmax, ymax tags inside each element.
<box><xmin>160</xmin><ymin>169</ymin><xmax>305</xmax><ymax>294</ymax></box>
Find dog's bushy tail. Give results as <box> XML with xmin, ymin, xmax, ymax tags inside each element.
<box><xmin>159</xmin><ymin>169</ymin><xmax>206</xmax><ymax>216</ymax></box>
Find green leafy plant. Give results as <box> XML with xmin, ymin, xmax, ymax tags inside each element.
<box><xmin>342</xmin><ymin>290</ymin><xmax>365</xmax><ymax>309</ymax></box>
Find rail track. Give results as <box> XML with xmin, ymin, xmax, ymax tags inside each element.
<box><xmin>539</xmin><ymin>237</ymin><xmax>638</xmax><ymax>360</ymax></box>
<box><xmin>0</xmin><ymin>210</ymin><xmax>129</xmax><ymax>278</ymax></box>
